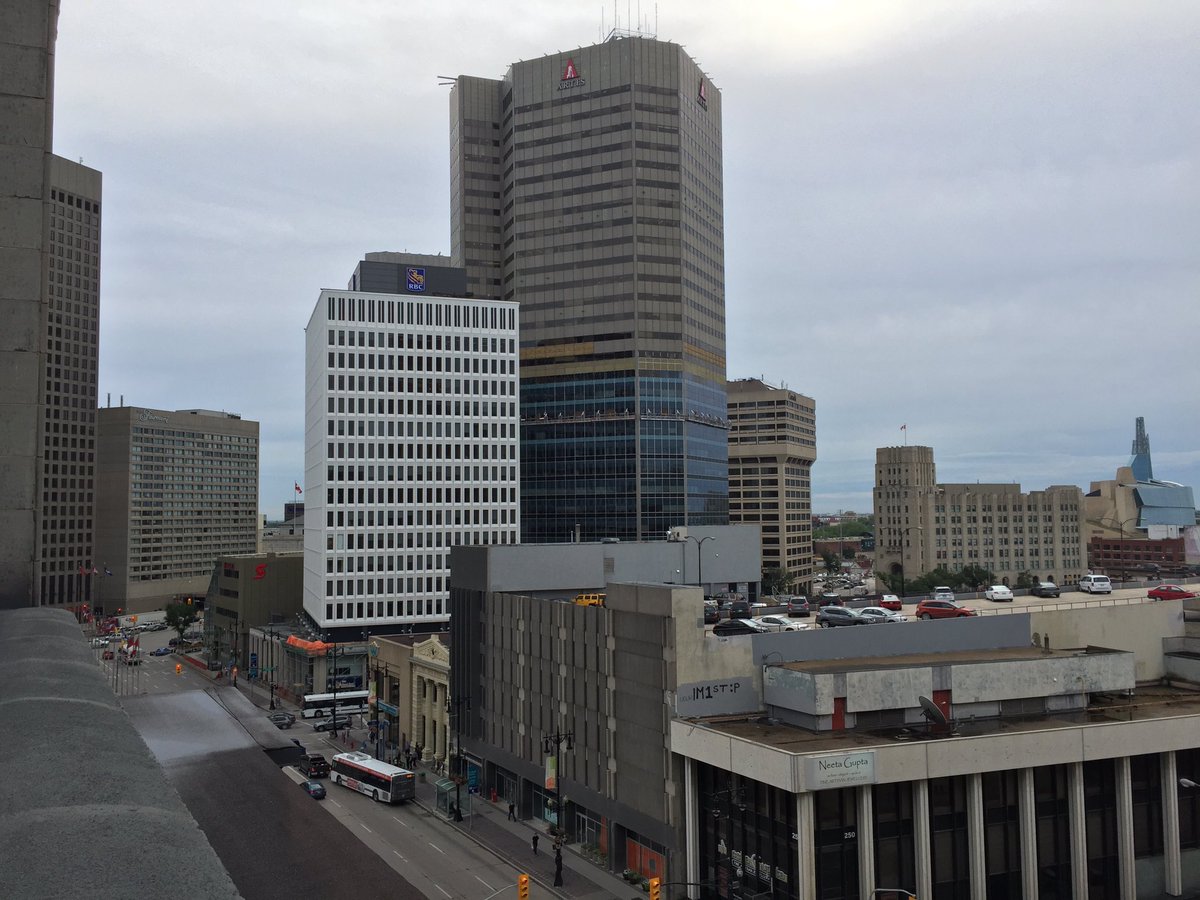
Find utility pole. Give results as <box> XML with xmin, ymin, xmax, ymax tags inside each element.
<box><xmin>542</xmin><ymin>730</ymin><xmax>574</xmax><ymax>839</ymax></box>
<box><xmin>448</xmin><ymin>694</ymin><xmax>471</xmax><ymax>821</ymax></box>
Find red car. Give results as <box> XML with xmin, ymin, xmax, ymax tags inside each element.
<box><xmin>915</xmin><ymin>599</ymin><xmax>977</xmax><ymax>619</ymax></box>
<box><xmin>1148</xmin><ymin>584</ymin><xmax>1197</xmax><ymax>601</ymax></box>
<box><xmin>880</xmin><ymin>594</ymin><xmax>902</xmax><ymax>611</ymax></box>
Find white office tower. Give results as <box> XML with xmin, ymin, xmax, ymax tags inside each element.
<box><xmin>303</xmin><ymin>288</ymin><xmax>519</xmax><ymax>637</ymax></box>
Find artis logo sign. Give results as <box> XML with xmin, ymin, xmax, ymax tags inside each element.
<box><xmin>558</xmin><ymin>57</ymin><xmax>586</xmax><ymax>91</ymax></box>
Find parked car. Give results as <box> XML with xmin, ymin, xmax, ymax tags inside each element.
<box><xmin>268</xmin><ymin>712</ymin><xmax>296</xmax><ymax>729</ymax></box>
<box><xmin>1148</xmin><ymin>584</ymin><xmax>1197</xmax><ymax>601</ymax></box>
<box><xmin>856</xmin><ymin>607</ymin><xmax>906</xmax><ymax>624</ymax></box>
<box><xmin>101</xmin><ymin>649</ymin><xmax>115</xmax><ymax>660</ymax></box>
<box><xmin>703</xmin><ymin>603</ymin><xmax>720</xmax><ymax>624</ymax></box>
<box><xmin>168</xmin><ymin>637</ymin><xmax>183</xmax><ymax>647</ymax></box>
<box><xmin>915</xmin><ymin>599</ymin><xmax>977</xmax><ymax>619</ymax></box>
<box><xmin>818</xmin><ymin>593</ymin><xmax>844</xmax><ymax>607</ymax></box>
<box><xmin>312</xmin><ymin>715</ymin><xmax>352</xmax><ymax>733</ymax></box>
<box><xmin>786</xmin><ymin>596</ymin><xmax>811</xmax><ymax>618</ymax></box>
<box><xmin>90</xmin><ymin>637</ymin><xmax>108</xmax><ymax>648</ymax></box>
<box><xmin>753</xmin><ymin>615</ymin><xmax>806</xmax><ymax>632</ymax></box>
<box><xmin>150</xmin><ymin>646</ymin><xmax>173</xmax><ymax>656</ymax></box>
<box><xmin>984</xmin><ymin>585</ymin><xmax>1014</xmax><ymax>602</ymax></box>
<box><xmin>816</xmin><ymin>606</ymin><xmax>866</xmax><ymax>628</ymax></box>
<box><xmin>1030</xmin><ymin>582</ymin><xmax>1061</xmax><ymax>598</ymax></box>
<box><xmin>712</xmin><ymin>618</ymin><xmax>768</xmax><ymax>637</ymax></box>
<box><xmin>1078</xmin><ymin>574</ymin><xmax>1113</xmax><ymax>594</ymax></box>
<box><xmin>301</xmin><ymin>779</ymin><xmax>327</xmax><ymax>799</ymax></box>
<box><xmin>932</xmin><ymin>586</ymin><xmax>955</xmax><ymax>602</ymax></box>
<box><xmin>729</xmin><ymin>599</ymin><xmax>751</xmax><ymax>618</ymax></box>
<box><xmin>298</xmin><ymin>753</ymin><xmax>330</xmax><ymax>777</ymax></box>
<box><xmin>879</xmin><ymin>594</ymin><xmax>902</xmax><ymax>611</ymax></box>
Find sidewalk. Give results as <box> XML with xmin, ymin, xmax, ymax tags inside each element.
<box><xmin>234</xmin><ymin>681</ymin><xmax>639</xmax><ymax>898</ymax></box>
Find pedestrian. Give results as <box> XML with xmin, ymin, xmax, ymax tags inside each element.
<box><xmin>554</xmin><ymin>848</ymin><xmax>564</xmax><ymax>887</ymax></box>
<box><xmin>532</xmin><ymin>833</ymin><xmax>539</xmax><ymax>854</ymax></box>
<box><xmin>507</xmin><ymin>801</ymin><xmax>516</xmax><ymax>821</ymax></box>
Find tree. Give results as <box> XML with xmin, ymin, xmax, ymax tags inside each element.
<box><xmin>958</xmin><ymin>565</ymin><xmax>995</xmax><ymax>591</ymax></box>
<box><xmin>165</xmin><ymin>603</ymin><xmax>198</xmax><ymax>641</ymax></box>
<box><xmin>761</xmin><ymin>567</ymin><xmax>792</xmax><ymax>596</ymax></box>
<box><xmin>822</xmin><ymin>552</ymin><xmax>841</xmax><ymax>574</ymax></box>
<box><xmin>1014</xmin><ymin>570</ymin><xmax>1037</xmax><ymax>589</ymax></box>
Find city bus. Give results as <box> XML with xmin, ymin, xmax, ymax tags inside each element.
<box><xmin>330</xmin><ymin>752</ymin><xmax>416</xmax><ymax>804</ymax></box>
<box><xmin>300</xmin><ymin>690</ymin><xmax>369</xmax><ymax>719</ymax></box>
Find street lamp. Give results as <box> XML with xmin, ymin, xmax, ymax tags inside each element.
<box><xmin>1096</xmin><ymin>516</ymin><xmax>1139</xmax><ymax>585</ymax></box>
<box><xmin>322</xmin><ymin>631</ymin><xmax>340</xmax><ymax>739</ymax></box>
<box><xmin>685</xmin><ymin>535</ymin><xmax>716</xmax><ymax>593</ymax></box>
<box><xmin>543</xmin><ymin>729</ymin><xmax>574</xmax><ymax>840</ymax></box>
<box><xmin>1180</xmin><ymin>778</ymin><xmax>1199</xmax><ymax>789</ymax></box>
<box><xmin>896</xmin><ymin>525</ymin><xmax>923</xmax><ymax>600</ymax></box>
<box><xmin>448</xmin><ymin>694</ymin><xmax>471</xmax><ymax>821</ymax></box>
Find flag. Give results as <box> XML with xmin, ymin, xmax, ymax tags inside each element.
<box><xmin>77</xmin><ymin>563</ymin><xmax>85</xmax><ymax>576</ymax></box>
<box><xmin>294</xmin><ymin>482</ymin><xmax>303</xmax><ymax>495</ymax></box>
<box><xmin>104</xmin><ymin>566</ymin><xmax>113</xmax><ymax>576</ymax></box>
<box><xmin>900</xmin><ymin>424</ymin><xmax>907</xmax><ymax>431</ymax></box>
<box><xmin>90</xmin><ymin>565</ymin><xmax>99</xmax><ymax>575</ymax></box>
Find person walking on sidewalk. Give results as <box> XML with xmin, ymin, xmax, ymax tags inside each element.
<box><xmin>507</xmin><ymin>801</ymin><xmax>516</xmax><ymax>821</ymax></box>
<box><xmin>554</xmin><ymin>847</ymin><xmax>564</xmax><ymax>887</ymax></box>
<box><xmin>531</xmin><ymin>833</ymin><xmax>539</xmax><ymax>854</ymax></box>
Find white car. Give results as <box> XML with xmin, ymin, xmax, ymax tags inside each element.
<box><xmin>753</xmin><ymin>615</ymin><xmax>807</xmax><ymax>632</ymax></box>
<box><xmin>984</xmin><ymin>585</ymin><xmax>1014</xmax><ymax>602</ymax></box>
<box><xmin>856</xmin><ymin>607</ymin><xmax>906</xmax><ymax>624</ymax></box>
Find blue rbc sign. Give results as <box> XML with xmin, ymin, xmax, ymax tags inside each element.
<box><xmin>406</xmin><ymin>267</ymin><xmax>426</xmax><ymax>292</ymax></box>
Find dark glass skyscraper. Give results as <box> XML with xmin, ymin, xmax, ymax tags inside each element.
<box><xmin>450</xmin><ymin>32</ymin><xmax>728</xmax><ymax>543</ymax></box>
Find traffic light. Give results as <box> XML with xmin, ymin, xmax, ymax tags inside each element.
<box><xmin>649</xmin><ymin>876</ymin><xmax>661</xmax><ymax>900</ymax></box>
<box><xmin>517</xmin><ymin>874</ymin><xmax>529</xmax><ymax>900</ymax></box>
<box><xmin>175</xmin><ymin>663</ymin><xmax>182</xmax><ymax>675</ymax></box>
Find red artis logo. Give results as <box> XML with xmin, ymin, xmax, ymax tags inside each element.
<box><xmin>562</xmin><ymin>58</ymin><xmax>579</xmax><ymax>80</ymax></box>
<box><xmin>254</xmin><ymin>564</ymin><xmax>267</xmax><ymax>580</ymax></box>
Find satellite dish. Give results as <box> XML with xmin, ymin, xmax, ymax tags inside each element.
<box><xmin>919</xmin><ymin>695</ymin><xmax>948</xmax><ymax>726</ymax></box>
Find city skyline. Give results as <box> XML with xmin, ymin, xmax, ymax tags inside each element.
<box><xmin>50</xmin><ymin>1</ymin><xmax>1199</xmax><ymax>516</ymax></box>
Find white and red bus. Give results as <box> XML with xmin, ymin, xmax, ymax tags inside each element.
<box><xmin>300</xmin><ymin>690</ymin><xmax>369</xmax><ymax>719</ymax></box>
<box><xmin>330</xmin><ymin>752</ymin><xmax>416</xmax><ymax>804</ymax></box>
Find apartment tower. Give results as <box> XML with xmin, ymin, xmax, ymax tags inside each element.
<box><xmin>726</xmin><ymin>378</ymin><xmax>817</xmax><ymax>592</ymax></box>
<box><xmin>94</xmin><ymin>406</ymin><xmax>259</xmax><ymax>614</ymax></box>
<box><xmin>303</xmin><ymin>281</ymin><xmax>519</xmax><ymax>639</ymax></box>
<box><xmin>450</xmin><ymin>31</ymin><xmax>728</xmax><ymax>543</ymax></box>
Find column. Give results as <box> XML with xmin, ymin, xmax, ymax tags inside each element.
<box><xmin>1018</xmin><ymin>767</ymin><xmax>1039</xmax><ymax>899</ymax></box>
<box><xmin>684</xmin><ymin>758</ymin><xmax>699</xmax><ymax>900</ymax></box>
<box><xmin>1163</xmin><ymin>751</ymin><xmax>1182</xmax><ymax>897</ymax></box>
<box><xmin>913</xmin><ymin>779</ymin><xmax>932</xmax><ymax>900</ymax></box>
<box><xmin>796</xmin><ymin>792</ymin><xmax>817</xmax><ymax>900</ymax></box>
<box><xmin>966</xmin><ymin>773</ymin><xmax>986</xmax><ymax>900</ymax></box>
<box><xmin>857</xmin><ymin>785</ymin><xmax>875</xmax><ymax>900</ymax></box>
<box><xmin>1068</xmin><ymin>761</ymin><xmax>1089</xmax><ymax>900</ymax></box>
<box><xmin>1115</xmin><ymin>756</ymin><xmax>1136</xmax><ymax>899</ymax></box>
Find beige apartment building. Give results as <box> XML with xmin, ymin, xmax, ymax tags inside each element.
<box><xmin>874</xmin><ymin>445</ymin><xmax>1087</xmax><ymax>589</ymax></box>
<box><xmin>95</xmin><ymin>406</ymin><xmax>259</xmax><ymax>614</ymax></box>
<box><xmin>727</xmin><ymin>378</ymin><xmax>817</xmax><ymax>592</ymax></box>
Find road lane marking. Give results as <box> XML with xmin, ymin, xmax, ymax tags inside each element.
<box><xmin>391</xmin><ymin>815</ymin><xmax>409</xmax><ymax>827</ymax></box>
<box><xmin>435</xmin><ymin>886</ymin><xmax>451</xmax><ymax>898</ymax></box>
<box><xmin>475</xmin><ymin>876</ymin><xmax>494</xmax><ymax>890</ymax></box>
<box><xmin>428</xmin><ymin>841</ymin><xmax>445</xmax><ymax>854</ymax></box>
<box><xmin>359</xmin><ymin>823</ymin><xmax>373</xmax><ymax>833</ymax></box>
<box><xmin>329</xmin><ymin>799</ymin><xmax>342</xmax><ymax>808</ymax></box>
<box><xmin>393</xmin><ymin>850</ymin><xmax>407</xmax><ymax>862</ymax></box>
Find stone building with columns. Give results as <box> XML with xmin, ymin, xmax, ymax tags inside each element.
<box><xmin>369</xmin><ymin>633</ymin><xmax>450</xmax><ymax>766</ymax></box>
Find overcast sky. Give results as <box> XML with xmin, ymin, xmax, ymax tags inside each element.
<box><xmin>52</xmin><ymin>1</ymin><xmax>1199</xmax><ymax>517</ymax></box>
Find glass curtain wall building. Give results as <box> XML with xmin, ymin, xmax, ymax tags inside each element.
<box><xmin>450</xmin><ymin>32</ymin><xmax>728</xmax><ymax>543</ymax></box>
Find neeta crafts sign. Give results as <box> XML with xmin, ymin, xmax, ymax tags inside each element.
<box><xmin>804</xmin><ymin>751</ymin><xmax>876</xmax><ymax>790</ymax></box>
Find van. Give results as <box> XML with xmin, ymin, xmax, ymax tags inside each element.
<box><xmin>298</xmin><ymin>753</ymin><xmax>329</xmax><ymax>778</ymax></box>
<box><xmin>574</xmin><ymin>592</ymin><xmax>606</xmax><ymax>607</ymax></box>
<box><xmin>1078</xmin><ymin>574</ymin><xmax>1112</xmax><ymax>594</ymax></box>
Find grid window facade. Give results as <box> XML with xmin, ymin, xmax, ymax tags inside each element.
<box><xmin>37</xmin><ymin>158</ymin><xmax>102</xmax><ymax>607</ymax></box>
<box><xmin>303</xmin><ymin>290</ymin><xmax>520</xmax><ymax>631</ymax></box>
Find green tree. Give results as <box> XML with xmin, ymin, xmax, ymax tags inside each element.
<box><xmin>958</xmin><ymin>565</ymin><xmax>995</xmax><ymax>591</ymax></box>
<box><xmin>165</xmin><ymin>602</ymin><xmax>198</xmax><ymax>641</ymax></box>
<box><xmin>822</xmin><ymin>552</ymin><xmax>841</xmax><ymax>574</ymax></box>
<box><xmin>761</xmin><ymin>567</ymin><xmax>792</xmax><ymax>596</ymax></box>
<box><xmin>1014</xmin><ymin>571</ymin><xmax>1037</xmax><ymax>589</ymax></box>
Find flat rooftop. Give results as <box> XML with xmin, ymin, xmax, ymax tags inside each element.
<box><xmin>777</xmin><ymin>644</ymin><xmax>1120</xmax><ymax>675</ymax></box>
<box><xmin>687</xmin><ymin>683</ymin><xmax>1200</xmax><ymax>755</ymax></box>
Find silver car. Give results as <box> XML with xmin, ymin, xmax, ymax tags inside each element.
<box><xmin>856</xmin><ymin>606</ymin><xmax>906</xmax><ymax>624</ymax></box>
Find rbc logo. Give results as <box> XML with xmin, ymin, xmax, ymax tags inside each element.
<box><xmin>254</xmin><ymin>564</ymin><xmax>267</xmax><ymax>580</ymax></box>
<box><xmin>407</xmin><ymin>267</ymin><xmax>426</xmax><ymax>292</ymax></box>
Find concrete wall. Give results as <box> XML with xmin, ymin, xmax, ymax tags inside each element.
<box><xmin>0</xmin><ymin>1</ymin><xmax>57</xmax><ymax>609</ymax></box>
<box><xmin>1030</xmin><ymin>600</ymin><xmax>1185</xmax><ymax>682</ymax></box>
